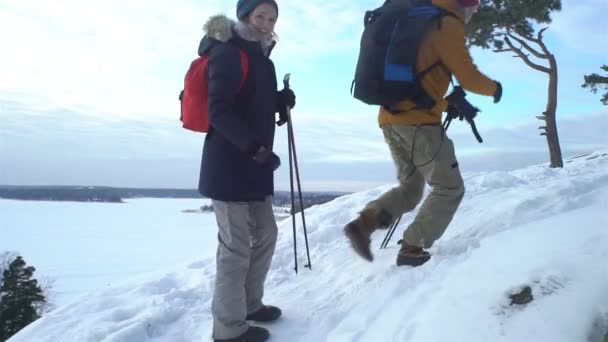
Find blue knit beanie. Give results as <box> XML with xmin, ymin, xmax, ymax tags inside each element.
<box><xmin>236</xmin><ymin>0</ymin><xmax>279</xmax><ymax>20</ymax></box>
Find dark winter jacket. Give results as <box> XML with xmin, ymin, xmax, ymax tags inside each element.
<box><xmin>198</xmin><ymin>15</ymin><xmax>280</xmax><ymax>202</ymax></box>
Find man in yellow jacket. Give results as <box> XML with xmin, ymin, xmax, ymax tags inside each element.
<box><xmin>345</xmin><ymin>0</ymin><xmax>502</xmax><ymax>267</ymax></box>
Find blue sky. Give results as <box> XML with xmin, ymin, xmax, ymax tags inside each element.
<box><xmin>0</xmin><ymin>0</ymin><xmax>607</xmax><ymax>191</ymax></box>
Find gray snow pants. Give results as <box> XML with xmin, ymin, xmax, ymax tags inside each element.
<box><xmin>211</xmin><ymin>196</ymin><xmax>278</xmax><ymax>340</ymax></box>
<box><xmin>366</xmin><ymin>124</ymin><xmax>465</xmax><ymax>249</ymax></box>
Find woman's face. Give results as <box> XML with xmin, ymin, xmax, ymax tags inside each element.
<box><xmin>247</xmin><ymin>3</ymin><xmax>278</xmax><ymax>35</ymax></box>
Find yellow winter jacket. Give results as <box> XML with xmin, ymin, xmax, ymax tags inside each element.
<box><xmin>378</xmin><ymin>0</ymin><xmax>498</xmax><ymax>126</ymax></box>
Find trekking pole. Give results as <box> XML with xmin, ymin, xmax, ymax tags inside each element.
<box><xmin>380</xmin><ymin>214</ymin><xmax>402</xmax><ymax>249</ymax></box>
<box><xmin>284</xmin><ymin>74</ymin><xmax>312</xmax><ymax>271</ymax></box>
<box><xmin>286</xmin><ymin>102</ymin><xmax>298</xmax><ymax>274</ymax></box>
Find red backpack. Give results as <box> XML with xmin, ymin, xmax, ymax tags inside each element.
<box><xmin>179</xmin><ymin>49</ymin><xmax>249</xmax><ymax>133</ymax></box>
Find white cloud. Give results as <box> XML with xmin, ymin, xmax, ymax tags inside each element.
<box><xmin>2</xmin><ymin>96</ymin><xmax>606</xmax><ymax>191</ymax></box>
<box><xmin>1</xmin><ymin>0</ymin><xmax>603</xmax><ymax>125</ymax></box>
<box><xmin>0</xmin><ymin>0</ymin><xmax>224</xmax><ymax>119</ymax></box>
<box><xmin>273</xmin><ymin>1</ymin><xmax>369</xmax><ymax>60</ymax></box>
<box><xmin>0</xmin><ymin>0</ymin><xmax>376</xmax><ymax>121</ymax></box>
<box><xmin>551</xmin><ymin>0</ymin><xmax>608</xmax><ymax>55</ymax></box>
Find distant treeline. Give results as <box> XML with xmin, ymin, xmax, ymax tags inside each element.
<box><xmin>0</xmin><ymin>186</ymin><xmax>199</xmax><ymax>203</ymax></box>
<box><xmin>273</xmin><ymin>192</ymin><xmax>347</xmax><ymax>212</ymax></box>
<box><xmin>0</xmin><ymin>186</ymin><xmax>349</xmax><ymax>210</ymax></box>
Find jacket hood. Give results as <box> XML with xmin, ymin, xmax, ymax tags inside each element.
<box><xmin>199</xmin><ymin>15</ymin><xmax>235</xmax><ymax>56</ymax></box>
<box><xmin>198</xmin><ymin>14</ymin><xmax>277</xmax><ymax>57</ymax></box>
<box><xmin>432</xmin><ymin>0</ymin><xmax>465</xmax><ymax>21</ymax></box>
<box><xmin>204</xmin><ymin>15</ymin><xmax>235</xmax><ymax>42</ymax></box>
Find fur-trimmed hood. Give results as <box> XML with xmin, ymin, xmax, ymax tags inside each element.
<box><xmin>198</xmin><ymin>15</ymin><xmax>235</xmax><ymax>56</ymax></box>
<box><xmin>198</xmin><ymin>14</ymin><xmax>276</xmax><ymax>57</ymax></box>
<box><xmin>204</xmin><ymin>15</ymin><xmax>235</xmax><ymax>43</ymax></box>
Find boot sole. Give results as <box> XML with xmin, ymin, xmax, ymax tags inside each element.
<box><xmin>344</xmin><ymin>224</ymin><xmax>373</xmax><ymax>262</ymax></box>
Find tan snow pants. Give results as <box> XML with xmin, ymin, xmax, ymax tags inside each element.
<box><xmin>366</xmin><ymin>124</ymin><xmax>465</xmax><ymax>249</ymax></box>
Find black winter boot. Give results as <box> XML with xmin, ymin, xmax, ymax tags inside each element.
<box><xmin>214</xmin><ymin>326</ymin><xmax>270</xmax><ymax>342</ymax></box>
<box><xmin>246</xmin><ymin>305</ymin><xmax>282</xmax><ymax>322</ymax></box>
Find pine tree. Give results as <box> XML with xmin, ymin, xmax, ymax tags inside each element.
<box><xmin>0</xmin><ymin>256</ymin><xmax>46</xmax><ymax>342</ymax></box>
<box><xmin>467</xmin><ymin>0</ymin><xmax>564</xmax><ymax>168</ymax></box>
<box><xmin>582</xmin><ymin>65</ymin><xmax>608</xmax><ymax>105</ymax></box>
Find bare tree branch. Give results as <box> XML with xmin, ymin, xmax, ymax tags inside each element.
<box><xmin>504</xmin><ymin>37</ymin><xmax>550</xmax><ymax>73</ymax></box>
<box><xmin>538</xmin><ymin>27</ymin><xmax>549</xmax><ymax>39</ymax></box>
<box><xmin>535</xmin><ymin>27</ymin><xmax>552</xmax><ymax>57</ymax></box>
<box><xmin>507</xmin><ymin>33</ymin><xmax>548</xmax><ymax>59</ymax></box>
<box><xmin>517</xmin><ymin>32</ymin><xmax>540</xmax><ymax>43</ymax></box>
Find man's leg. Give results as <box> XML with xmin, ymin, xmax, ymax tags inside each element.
<box><xmin>245</xmin><ymin>196</ymin><xmax>278</xmax><ymax>315</ymax></box>
<box><xmin>400</xmin><ymin>126</ymin><xmax>465</xmax><ymax>249</ymax></box>
<box><xmin>211</xmin><ymin>200</ymin><xmax>252</xmax><ymax>340</ymax></box>
<box><xmin>344</xmin><ymin>125</ymin><xmax>425</xmax><ymax>261</ymax></box>
<box><xmin>366</xmin><ymin>125</ymin><xmax>426</xmax><ymax>220</ymax></box>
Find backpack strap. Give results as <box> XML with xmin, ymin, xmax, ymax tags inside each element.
<box><xmin>237</xmin><ymin>49</ymin><xmax>249</xmax><ymax>90</ymax></box>
<box><xmin>412</xmin><ymin>9</ymin><xmax>458</xmax><ymax>103</ymax></box>
<box><xmin>386</xmin><ymin>9</ymin><xmax>457</xmax><ymax>113</ymax></box>
<box><xmin>227</xmin><ymin>42</ymin><xmax>255</xmax><ymax>122</ymax></box>
<box><xmin>417</xmin><ymin>60</ymin><xmax>442</xmax><ymax>79</ymax></box>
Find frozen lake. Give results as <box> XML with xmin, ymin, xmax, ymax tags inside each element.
<box><xmin>0</xmin><ymin>198</ymin><xmax>220</xmax><ymax>307</ymax></box>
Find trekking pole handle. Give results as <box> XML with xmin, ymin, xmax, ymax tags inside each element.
<box><xmin>283</xmin><ymin>73</ymin><xmax>293</xmax><ymax>122</ymax></box>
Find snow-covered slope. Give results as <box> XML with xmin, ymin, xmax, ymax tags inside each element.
<box><xmin>10</xmin><ymin>151</ymin><xmax>608</xmax><ymax>342</ymax></box>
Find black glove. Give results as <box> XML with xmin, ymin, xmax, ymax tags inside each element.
<box><xmin>277</xmin><ymin>109</ymin><xmax>288</xmax><ymax>126</ymax></box>
<box><xmin>276</xmin><ymin>88</ymin><xmax>296</xmax><ymax>126</ymax></box>
<box><xmin>278</xmin><ymin>87</ymin><xmax>296</xmax><ymax>109</ymax></box>
<box><xmin>446</xmin><ymin>104</ymin><xmax>460</xmax><ymax>121</ymax></box>
<box><xmin>493</xmin><ymin>81</ymin><xmax>502</xmax><ymax>103</ymax></box>
<box><xmin>252</xmin><ymin>146</ymin><xmax>281</xmax><ymax>171</ymax></box>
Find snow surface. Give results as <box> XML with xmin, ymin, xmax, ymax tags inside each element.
<box><xmin>6</xmin><ymin>151</ymin><xmax>608</xmax><ymax>342</ymax></box>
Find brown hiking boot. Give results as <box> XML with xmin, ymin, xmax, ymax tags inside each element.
<box><xmin>344</xmin><ymin>208</ymin><xmax>392</xmax><ymax>262</ymax></box>
<box><xmin>396</xmin><ymin>243</ymin><xmax>431</xmax><ymax>267</ymax></box>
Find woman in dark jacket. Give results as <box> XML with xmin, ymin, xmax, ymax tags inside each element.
<box><xmin>197</xmin><ymin>1</ymin><xmax>295</xmax><ymax>341</ymax></box>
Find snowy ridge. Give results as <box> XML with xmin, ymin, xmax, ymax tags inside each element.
<box><xmin>10</xmin><ymin>151</ymin><xmax>608</xmax><ymax>342</ymax></box>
